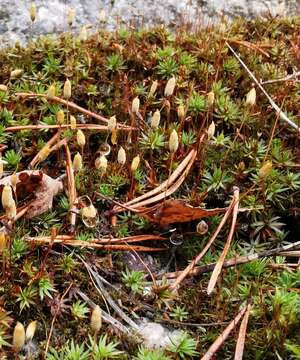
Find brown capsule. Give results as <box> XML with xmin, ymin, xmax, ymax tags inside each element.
<box><xmin>77</xmin><ymin>130</ymin><xmax>86</xmax><ymax>147</ymax></box>
<box><xmin>258</xmin><ymin>160</ymin><xmax>272</xmax><ymax>179</ymax></box>
<box><xmin>56</xmin><ymin>110</ymin><xmax>65</xmax><ymax>125</ymax></box>
<box><xmin>148</xmin><ymin>80</ymin><xmax>158</xmax><ymax>98</ymax></box>
<box><xmin>47</xmin><ymin>84</ymin><xmax>56</xmax><ymax>99</ymax></box>
<box><xmin>95</xmin><ymin>155</ymin><xmax>107</xmax><ymax>174</ymax></box>
<box><xmin>25</xmin><ymin>320</ymin><xmax>37</xmax><ymax>341</ymax></box>
<box><xmin>30</xmin><ymin>3</ymin><xmax>37</xmax><ymax>22</ymax></box>
<box><xmin>117</xmin><ymin>147</ymin><xmax>126</xmax><ymax>165</ymax></box>
<box><xmin>168</xmin><ymin>129</ymin><xmax>179</xmax><ymax>153</ymax></box>
<box><xmin>0</xmin><ymin>231</ymin><xmax>7</xmax><ymax>254</ymax></box>
<box><xmin>245</xmin><ymin>87</ymin><xmax>256</xmax><ymax>106</ymax></box>
<box><xmin>164</xmin><ymin>76</ymin><xmax>176</xmax><ymax>97</ymax></box>
<box><xmin>70</xmin><ymin>115</ymin><xmax>77</xmax><ymax>130</ymax></box>
<box><xmin>63</xmin><ymin>79</ymin><xmax>72</xmax><ymax>99</ymax></box>
<box><xmin>90</xmin><ymin>305</ymin><xmax>102</xmax><ymax>332</ymax></box>
<box><xmin>131</xmin><ymin>155</ymin><xmax>140</xmax><ymax>172</ymax></box>
<box><xmin>151</xmin><ymin>110</ymin><xmax>160</xmax><ymax>129</ymax></box>
<box><xmin>132</xmin><ymin>97</ymin><xmax>140</xmax><ymax>113</ymax></box>
<box><xmin>73</xmin><ymin>152</ymin><xmax>83</xmax><ymax>172</ymax></box>
<box><xmin>1</xmin><ymin>185</ymin><xmax>14</xmax><ymax>210</ymax></box>
<box><xmin>0</xmin><ymin>84</ymin><xmax>8</xmax><ymax>92</ymax></box>
<box><xmin>13</xmin><ymin>322</ymin><xmax>25</xmax><ymax>351</ymax></box>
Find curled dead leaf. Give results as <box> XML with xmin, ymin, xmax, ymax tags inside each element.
<box><xmin>139</xmin><ymin>200</ymin><xmax>226</xmax><ymax>226</ymax></box>
<box><xmin>0</xmin><ymin>171</ymin><xmax>63</xmax><ymax>219</ymax></box>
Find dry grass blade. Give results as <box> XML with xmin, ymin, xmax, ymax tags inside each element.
<box><xmin>30</xmin><ymin>234</ymin><xmax>166</xmax><ymax>244</ymax></box>
<box><xmin>15</xmin><ymin>92</ymin><xmax>133</xmax><ymax>130</ymax></box>
<box><xmin>207</xmin><ymin>187</ymin><xmax>239</xmax><ymax>295</ymax></box>
<box><xmin>64</xmin><ymin>144</ymin><xmax>77</xmax><ymax>230</ymax></box>
<box><xmin>226</xmin><ymin>42</ymin><xmax>300</xmax><ymax>131</ymax></box>
<box><xmin>28</xmin><ymin>236</ymin><xmax>166</xmax><ymax>251</ymax></box>
<box><xmin>201</xmin><ymin>304</ymin><xmax>248</xmax><ymax>360</ymax></box>
<box><xmin>169</xmin><ymin>189</ymin><xmax>236</xmax><ymax>292</ymax></box>
<box><xmin>30</xmin><ymin>131</ymin><xmax>61</xmax><ymax>167</ymax></box>
<box><xmin>113</xmin><ymin>149</ymin><xmax>197</xmax><ymax>213</ymax></box>
<box><xmin>234</xmin><ymin>303</ymin><xmax>252</xmax><ymax>360</ymax></box>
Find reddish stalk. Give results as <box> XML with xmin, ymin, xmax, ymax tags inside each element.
<box><xmin>5</xmin><ymin>123</ymin><xmax>133</xmax><ymax>132</ymax></box>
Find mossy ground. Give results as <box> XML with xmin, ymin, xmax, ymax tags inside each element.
<box><xmin>0</xmin><ymin>15</ymin><xmax>300</xmax><ymax>359</ymax></box>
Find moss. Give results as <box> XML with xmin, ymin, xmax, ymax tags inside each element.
<box><xmin>0</xmin><ymin>16</ymin><xmax>299</xmax><ymax>359</ymax></box>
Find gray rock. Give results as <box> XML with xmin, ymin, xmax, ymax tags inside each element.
<box><xmin>0</xmin><ymin>0</ymin><xmax>299</xmax><ymax>47</ymax></box>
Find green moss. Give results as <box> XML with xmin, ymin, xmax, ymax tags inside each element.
<box><xmin>0</xmin><ymin>16</ymin><xmax>299</xmax><ymax>359</ymax></box>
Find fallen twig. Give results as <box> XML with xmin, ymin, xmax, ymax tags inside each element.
<box><xmin>29</xmin><ymin>234</ymin><xmax>166</xmax><ymax>244</ymax></box>
<box><xmin>163</xmin><ymin>240</ymin><xmax>300</xmax><ymax>279</ymax></box>
<box><xmin>261</xmin><ymin>71</ymin><xmax>300</xmax><ymax>85</ymax></box>
<box><xmin>81</xmin><ymin>259</ymin><xmax>140</xmax><ymax>330</ymax></box>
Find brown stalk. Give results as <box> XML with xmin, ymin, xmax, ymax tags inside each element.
<box><xmin>234</xmin><ymin>303</ymin><xmax>252</xmax><ymax>360</ymax></box>
<box><xmin>5</xmin><ymin>123</ymin><xmax>133</xmax><ymax>132</ymax></box>
<box><xmin>201</xmin><ymin>304</ymin><xmax>248</xmax><ymax>360</ymax></box>
<box><xmin>15</xmin><ymin>92</ymin><xmax>133</xmax><ymax>130</ymax></box>
<box><xmin>207</xmin><ymin>187</ymin><xmax>239</xmax><ymax>295</ymax></box>
<box><xmin>64</xmin><ymin>144</ymin><xmax>77</xmax><ymax>230</ymax></box>
<box><xmin>169</xmin><ymin>189</ymin><xmax>236</xmax><ymax>292</ymax></box>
